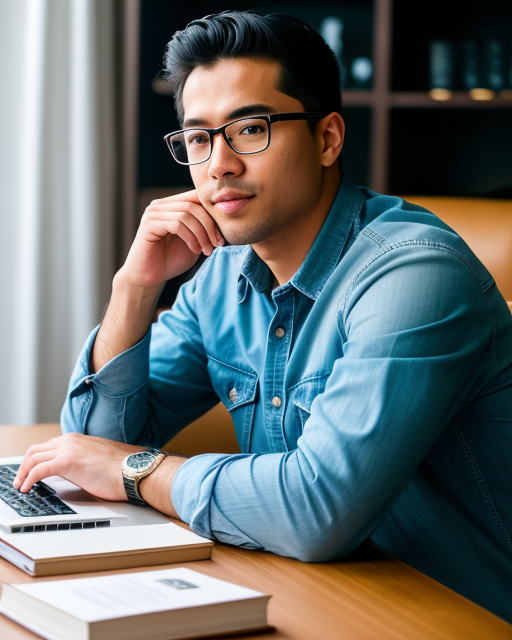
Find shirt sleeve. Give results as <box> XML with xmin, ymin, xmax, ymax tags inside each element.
<box><xmin>171</xmin><ymin>244</ymin><xmax>495</xmax><ymax>560</ymax></box>
<box><xmin>60</xmin><ymin>270</ymin><xmax>219</xmax><ymax>446</ymax></box>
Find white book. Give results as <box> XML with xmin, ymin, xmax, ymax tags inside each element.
<box><xmin>0</xmin><ymin>522</ymin><xmax>213</xmax><ymax>576</ymax></box>
<box><xmin>0</xmin><ymin>567</ymin><xmax>272</xmax><ymax>640</ymax></box>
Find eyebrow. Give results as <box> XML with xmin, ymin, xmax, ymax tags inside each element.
<box><xmin>183</xmin><ymin>104</ymin><xmax>278</xmax><ymax>129</ymax></box>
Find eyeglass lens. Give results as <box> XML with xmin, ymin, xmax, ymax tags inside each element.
<box><xmin>169</xmin><ymin>118</ymin><xmax>270</xmax><ymax>165</ymax></box>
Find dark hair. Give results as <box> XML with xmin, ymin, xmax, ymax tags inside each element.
<box><xmin>163</xmin><ymin>10</ymin><xmax>342</xmax><ymax>128</ymax></box>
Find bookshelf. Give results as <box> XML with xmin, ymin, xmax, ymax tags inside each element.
<box><xmin>138</xmin><ymin>0</ymin><xmax>512</xmax><ymax>202</ymax></box>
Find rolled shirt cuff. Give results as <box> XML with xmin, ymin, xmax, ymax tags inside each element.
<box><xmin>172</xmin><ymin>453</ymin><xmax>245</xmax><ymax>539</ymax></box>
<box><xmin>68</xmin><ymin>325</ymin><xmax>152</xmax><ymax>398</ymax></box>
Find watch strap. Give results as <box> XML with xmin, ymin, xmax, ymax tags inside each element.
<box><xmin>123</xmin><ymin>474</ymin><xmax>146</xmax><ymax>505</ymax></box>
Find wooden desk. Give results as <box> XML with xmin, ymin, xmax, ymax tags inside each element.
<box><xmin>1</xmin><ymin>424</ymin><xmax>511</xmax><ymax>640</ymax></box>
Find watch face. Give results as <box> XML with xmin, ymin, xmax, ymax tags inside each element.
<box><xmin>126</xmin><ymin>452</ymin><xmax>155</xmax><ymax>472</ymax></box>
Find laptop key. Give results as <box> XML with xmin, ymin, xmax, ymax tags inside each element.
<box><xmin>0</xmin><ymin>465</ymin><xmax>76</xmax><ymax>517</ymax></box>
<box><xmin>32</xmin><ymin>483</ymin><xmax>56</xmax><ymax>498</ymax></box>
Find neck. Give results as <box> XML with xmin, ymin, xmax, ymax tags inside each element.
<box><xmin>253</xmin><ymin>166</ymin><xmax>341</xmax><ymax>286</ymax></box>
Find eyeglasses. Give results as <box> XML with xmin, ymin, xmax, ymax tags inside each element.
<box><xmin>164</xmin><ymin>112</ymin><xmax>322</xmax><ymax>166</ymax></box>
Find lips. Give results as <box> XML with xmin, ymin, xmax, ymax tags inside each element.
<box><xmin>211</xmin><ymin>191</ymin><xmax>254</xmax><ymax>214</ymax></box>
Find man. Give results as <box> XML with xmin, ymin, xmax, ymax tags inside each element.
<box><xmin>14</xmin><ymin>11</ymin><xmax>512</xmax><ymax>623</ymax></box>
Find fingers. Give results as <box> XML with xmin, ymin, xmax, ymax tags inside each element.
<box><xmin>13</xmin><ymin>435</ymin><xmax>76</xmax><ymax>492</ymax></box>
<box><xmin>144</xmin><ymin>210</ymin><xmax>220</xmax><ymax>256</ymax></box>
<box><xmin>154</xmin><ymin>189</ymin><xmax>202</xmax><ymax>204</ymax></box>
<box><xmin>16</xmin><ymin>460</ymin><xmax>59</xmax><ymax>493</ymax></box>
<box><xmin>11</xmin><ymin>434</ymin><xmax>141</xmax><ymax>503</ymax></box>
<box><xmin>146</xmin><ymin>219</ymin><xmax>205</xmax><ymax>255</ymax></box>
<box><xmin>143</xmin><ymin>198</ymin><xmax>224</xmax><ymax>255</ymax></box>
<box><xmin>14</xmin><ymin>451</ymin><xmax>58</xmax><ymax>492</ymax></box>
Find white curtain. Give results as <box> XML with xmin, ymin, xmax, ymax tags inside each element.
<box><xmin>0</xmin><ymin>0</ymin><xmax>137</xmax><ymax>424</ymax></box>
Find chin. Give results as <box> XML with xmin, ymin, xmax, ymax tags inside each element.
<box><xmin>220</xmin><ymin>228</ymin><xmax>268</xmax><ymax>247</ymax></box>
<box><xmin>218</xmin><ymin>219</ymin><xmax>276</xmax><ymax>248</ymax></box>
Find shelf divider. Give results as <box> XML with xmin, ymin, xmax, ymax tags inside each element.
<box><xmin>369</xmin><ymin>0</ymin><xmax>393</xmax><ymax>193</ymax></box>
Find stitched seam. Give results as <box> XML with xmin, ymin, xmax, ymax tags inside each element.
<box><xmin>452</xmin><ymin>420</ymin><xmax>512</xmax><ymax>556</ymax></box>
<box><xmin>359</xmin><ymin>234</ymin><xmax>493</xmax><ymax>289</ymax></box>
<box><xmin>92</xmin><ymin>378</ymin><xmax>148</xmax><ymax>399</ymax></box>
<box><xmin>116</xmin><ymin>397</ymin><xmax>128</xmax><ymax>443</ymax></box>
<box><xmin>241</xmin><ymin>402</ymin><xmax>256</xmax><ymax>453</ymax></box>
<box><xmin>79</xmin><ymin>390</ymin><xmax>93</xmax><ymax>433</ymax></box>
<box><xmin>287</xmin><ymin>373</ymin><xmax>330</xmax><ymax>393</ymax></box>
<box><xmin>487</xmin><ymin>297</ymin><xmax>499</xmax><ymax>374</ymax></box>
<box><xmin>205</xmin><ymin>353</ymin><xmax>258</xmax><ymax>379</ymax></box>
<box><xmin>362</xmin><ymin>227</ymin><xmax>392</xmax><ymax>249</ymax></box>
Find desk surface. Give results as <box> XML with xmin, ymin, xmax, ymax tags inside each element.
<box><xmin>1</xmin><ymin>424</ymin><xmax>511</xmax><ymax>640</ymax></box>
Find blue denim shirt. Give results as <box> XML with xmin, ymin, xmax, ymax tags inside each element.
<box><xmin>62</xmin><ymin>175</ymin><xmax>512</xmax><ymax>623</ymax></box>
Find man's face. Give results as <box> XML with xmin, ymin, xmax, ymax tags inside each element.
<box><xmin>182</xmin><ymin>57</ymin><xmax>327</xmax><ymax>249</ymax></box>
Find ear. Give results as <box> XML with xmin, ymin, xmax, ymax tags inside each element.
<box><xmin>317</xmin><ymin>112</ymin><xmax>345</xmax><ymax>167</ymax></box>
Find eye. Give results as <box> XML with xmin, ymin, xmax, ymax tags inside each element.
<box><xmin>239</xmin><ymin>124</ymin><xmax>265</xmax><ymax>136</ymax></box>
<box><xmin>186</xmin><ymin>132</ymin><xmax>209</xmax><ymax>146</ymax></box>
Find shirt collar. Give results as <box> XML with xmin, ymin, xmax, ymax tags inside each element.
<box><xmin>237</xmin><ymin>174</ymin><xmax>365</xmax><ymax>303</ymax></box>
<box><xmin>237</xmin><ymin>245</ymin><xmax>271</xmax><ymax>303</ymax></box>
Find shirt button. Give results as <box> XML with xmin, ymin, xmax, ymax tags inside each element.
<box><xmin>275</xmin><ymin>327</ymin><xmax>285</xmax><ymax>338</ymax></box>
<box><xmin>84</xmin><ymin>376</ymin><xmax>93</xmax><ymax>384</ymax></box>
<box><xmin>228</xmin><ymin>388</ymin><xmax>238</xmax><ymax>403</ymax></box>
<box><xmin>271</xmin><ymin>396</ymin><xmax>282</xmax><ymax>408</ymax></box>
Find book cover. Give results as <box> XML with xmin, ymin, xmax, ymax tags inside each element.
<box><xmin>0</xmin><ymin>522</ymin><xmax>213</xmax><ymax>576</ymax></box>
<box><xmin>0</xmin><ymin>566</ymin><xmax>272</xmax><ymax>640</ymax></box>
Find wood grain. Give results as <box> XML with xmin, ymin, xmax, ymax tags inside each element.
<box><xmin>1</xmin><ymin>425</ymin><xmax>511</xmax><ymax>639</ymax></box>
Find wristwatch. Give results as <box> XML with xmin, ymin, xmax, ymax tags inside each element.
<box><xmin>122</xmin><ymin>448</ymin><xmax>167</xmax><ymax>506</ymax></box>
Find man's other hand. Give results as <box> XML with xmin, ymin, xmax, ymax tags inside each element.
<box><xmin>120</xmin><ymin>189</ymin><xmax>225</xmax><ymax>289</ymax></box>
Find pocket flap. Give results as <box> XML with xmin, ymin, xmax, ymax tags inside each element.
<box><xmin>290</xmin><ymin>374</ymin><xmax>330</xmax><ymax>415</ymax></box>
<box><xmin>207</xmin><ymin>355</ymin><xmax>258</xmax><ymax>411</ymax></box>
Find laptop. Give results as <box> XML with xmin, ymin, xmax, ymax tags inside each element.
<box><xmin>0</xmin><ymin>456</ymin><xmax>170</xmax><ymax>535</ymax></box>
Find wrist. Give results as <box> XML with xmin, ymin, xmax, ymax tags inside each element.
<box><xmin>113</xmin><ymin>269</ymin><xmax>165</xmax><ymax>306</ymax></box>
<box><xmin>92</xmin><ymin>277</ymin><xmax>158</xmax><ymax>372</ymax></box>
<box><xmin>110</xmin><ymin>272</ymin><xmax>163</xmax><ymax>334</ymax></box>
<box><xmin>139</xmin><ymin>454</ymin><xmax>189</xmax><ymax>519</ymax></box>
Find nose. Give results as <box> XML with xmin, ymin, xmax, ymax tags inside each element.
<box><xmin>207</xmin><ymin>132</ymin><xmax>245</xmax><ymax>180</ymax></box>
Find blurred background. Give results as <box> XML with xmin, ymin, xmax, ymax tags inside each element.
<box><xmin>1</xmin><ymin>0</ymin><xmax>511</xmax><ymax>425</ymax></box>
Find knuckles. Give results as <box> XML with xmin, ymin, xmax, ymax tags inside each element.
<box><xmin>62</xmin><ymin>432</ymin><xmax>83</xmax><ymax>442</ymax></box>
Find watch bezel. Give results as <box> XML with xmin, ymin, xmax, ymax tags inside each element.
<box><xmin>124</xmin><ymin>451</ymin><xmax>157</xmax><ymax>476</ymax></box>
<box><xmin>123</xmin><ymin>449</ymin><xmax>163</xmax><ymax>478</ymax></box>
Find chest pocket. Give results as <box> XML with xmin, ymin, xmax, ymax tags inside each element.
<box><xmin>290</xmin><ymin>374</ymin><xmax>330</xmax><ymax>431</ymax></box>
<box><xmin>206</xmin><ymin>355</ymin><xmax>259</xmax><ymax>453</ymax></box>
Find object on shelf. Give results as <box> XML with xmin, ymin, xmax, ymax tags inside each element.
<box><xmin>351</xmin><ymin>57</ymin><xmax>373</xmax><ymax>89</ymax></box>
<box><xmin>429</xmin><ymin>39</ymin><xmax>455</xmax><ymax>100</ymax></box>
<box><xmin>462</xmin><ymin>39</ymin><xmax>481</xmax><ymax>91</ymax></box>
<box><xmin>319</xmin><ymin>16</ymin><xmax>347</xmax><ymax>87</ymax></box>
<box><xmin>462</xmin><ymin>38</ymin><xmax>495</xmax><ymax>100</ymax></box>
<box><xmin>429</xmin><ymin>36</ymin><xmax>510</xmax><ymax>101</ymax></box>
<box><xmin>485</xmin><ymin>38</ymin><xmax>506</xmax><ymax>91</ymax></box>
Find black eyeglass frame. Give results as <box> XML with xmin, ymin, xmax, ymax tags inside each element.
<box><xmin>164</xmin><ymin>112</ymin><xmax>323</xmax><ymax>166</ymax></box>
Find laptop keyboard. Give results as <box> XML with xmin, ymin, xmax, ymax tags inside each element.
<box><xmin>0</xmin><ymin>464</ymin><xmax>76</xmax><ymax>518</ymax></box>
